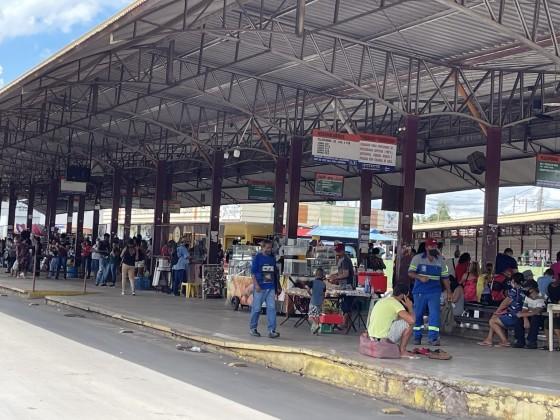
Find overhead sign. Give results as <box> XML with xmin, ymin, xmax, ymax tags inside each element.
<box><xmin>248</xmin><ymin>181</ymin><xmax>274</xmax><ymax>201</ymax></box>
<box><xmin>314</xmin><ymin>173</ymin><xmax>344</xmax><ymax>197</ymax></box>
<box><xmin>311</xmin><ymin>129</ymin><xmax>397</xmax><ymax>172</ymax></box>
<box><xmin>536</xmin><ymin>154</ymin><xmax>560</xmax><ymax>189</ymax></box>
<box><xmin>60</xmin><ymin>179</ymin><xmax>87</xmax><ymax>194</ymax></box>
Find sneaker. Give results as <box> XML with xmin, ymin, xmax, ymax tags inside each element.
<box><xmin>250</xmin><ymin>329</ymin><xmax>261</xmax><ymax>337</ymax></box>
<box><xmin>101</xmin><ymin>284</ymin><xmax>107</xmax><ymax>287</ymax></box>
<box><xmin>413</xmin><ymin>338</ymin><xmax>422</xmax><ymax>346</ymax></box>
<box><xmin>109</xmin><ymin>284</ymin><xmax>115</xmax><ymax>288</ymax></box>
<box><xmin>512</xmin><ymin>342</ymin><xmax>526</xmax><ymax>349</ymax></box>
<box><xmin>132</xmin><ymin>292</ymin><xmax>136</xmax><ymax>296</ymax></box>
<box><xmin>268</xmin><ymin>331</ymin><xmax>280</xmax><ymax>339</ymax></box>
<box><xmin>121</xmin><ymin>292</ymin><xmax>125</xmax><ymax>296</ymax></box>
<box><xmin>428</xmin><ymin>339</ymin><xmax>441</xmax><ymax>346</ymax></box>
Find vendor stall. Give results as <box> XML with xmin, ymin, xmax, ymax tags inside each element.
<box><xmin>227</xmin><ymin>245</ymin><xmax>260</xmax><ymax>310</ymax></box>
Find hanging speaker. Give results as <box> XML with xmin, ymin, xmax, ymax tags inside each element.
<box><xmin>467</xmin><ymin>151</ymin><xmax>486</xmax><ymax>175</ymax></box>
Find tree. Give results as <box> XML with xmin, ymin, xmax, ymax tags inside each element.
<box><xmin>414</xmin><ymin>201</ymin><xmax>452</xmax><ymax>223</ymax></box>
<box><xmin>427</xmin><ymin>201</ymin><xmax>452</xmax><ymax>222</ymax></box>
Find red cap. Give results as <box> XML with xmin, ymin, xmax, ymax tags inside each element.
<box><xmin>425</xmin><ymin>238</ymin><xmax>438</xmax><ymax>247</ymax></box>
<box><xmin>334</xmin><ymin>243</ymin><xmax>345</xmax><ymax>252</ymax></box>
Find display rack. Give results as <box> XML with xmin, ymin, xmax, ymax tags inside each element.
<box><xmin>202</xmin><ymin>264</ymin><xmax>225</xmax><ymax>298</ymax></box>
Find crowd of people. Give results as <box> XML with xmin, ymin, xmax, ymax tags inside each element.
<box><xmin>366</xmin><ymin>240</ymin><xmax>560</xmax><ymax>356</ymax></box>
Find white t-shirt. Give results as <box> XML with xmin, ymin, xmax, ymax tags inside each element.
<box><xmin>523</xmin><ymin>295</ymin><xmax>546</xmax><ymax>312</ymax></box>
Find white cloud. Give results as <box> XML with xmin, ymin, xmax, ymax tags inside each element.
<box><xmin>0</xmin><ymin>0</ymin><xmax>129</xmax><ymax>43</ymax></box>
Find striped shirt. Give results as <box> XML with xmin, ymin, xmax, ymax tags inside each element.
<box><xmin>409</xmin><ymin>253</ymin><xmax>449</xmax><ymax>294</ymax></box>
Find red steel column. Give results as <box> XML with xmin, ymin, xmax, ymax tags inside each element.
<box><xmin>92</xmin><ymin>187</ymin><xmax>101</xmax><ymax>241</ymax></box>
<box><xmin>76</xmin><ymin>194</ymin><xmax>85</xmax><ymax>257</ymax></box>
<box><xmin>123</xmin><ymin>181</ymin><xmax>133</xmax><ymax>240</ymax></box>
<box><xmin>27</xmin><ymin>184</ymin><xmax>35</xmax><ymax>231</ymax></box>
<box><xmin>66</xmin><ymin>195</ymin><xmax>74</xmax><ymax>235</ymax></box>
<box><xmin>48</xmin><ymin>178</ymin><xmax>59</xmax><ymax>231</ymax></box>
<box><xmin>286</xmin><ymin>136</ymin><xmax>303</xmax><ymax>240</ymax></box>
<box><xmin>359</xmin><ymin>170</ymin><xmax>373</xmax><ymax>265</ymax></box>
<box><xmin>7</xmin><ymin>183</ymin><xmax>17</xmax><ymax>237</ymax></box>
<box><xmin>208</xmin><ymin>152</ymin><xmax>224</xmax><ymax>264</ymax></box>
<box><xmin>396</xmin><ymin>116</ymin><xmax>419</xmax><ymax>284</ymax></box>
<box><xmin>110</xmin><ymin>169</ymin><xmax>121</xmax><ymax>239</ymax></box>
<box><xmin>152</xmin><ymin>161</ymin><xmax>167</xmax><ymax>256</ymax></box>
<box><xmin>482</xmin><ymin>127</ymin><xmax>502</xmax><ymax>266</ymax></box>
<box><xmin>162</xmin><ymin>179</ymin><xmax>172</xmax><ymax>242</ymax></box>
<box><xmin>273</xmin><ymin>156</ymin><xmax>288</xmax><ymax>237</ymax></box>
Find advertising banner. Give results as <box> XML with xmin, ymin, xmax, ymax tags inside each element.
<box><xmin>536</xmin><ymin>154</ymin><xmax>560</xmax><ymax>189</ymax></box>
<box><xmin>311</xmin><ymin>129</ymin><xmax>397</xmax><ymax>172</ymax></box>
<box><xmin>314</xmin><ymin>173</ymin><xmax>344</xmax><ymax>197</ymax></box>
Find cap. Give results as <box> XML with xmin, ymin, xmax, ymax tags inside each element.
<box><xmin>425</xmin><ymin>238</ymin><xmax>438</xmax><ymax>247</ymax></box>
<box><xmin>334</xmin><ymin>243</ymin><xmax>345</xmax><ymax>253</ymax></box>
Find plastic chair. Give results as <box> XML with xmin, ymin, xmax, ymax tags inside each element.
<box><xmin>182</xmin><ymin>282</ymin><xmax>201</xmax><ymax>298</ymax></box>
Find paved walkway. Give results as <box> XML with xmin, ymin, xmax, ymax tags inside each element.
<box><xmin>2</xmin><ymin>273</ymin><xmax>558</xmax><ymax>397</ymax></box>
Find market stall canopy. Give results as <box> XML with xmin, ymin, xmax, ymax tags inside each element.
<box><xmin>1</xmin><ymin>0</ymin><xmax>560</xmax><ymax>215</ymax></box>
<box><xmin>309</xmin><ymin>226</ymin><xmax>395</xmax><ymax>242</ymax></box>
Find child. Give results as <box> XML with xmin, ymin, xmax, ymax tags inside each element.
<box><xmin>306</xmin><ymin>268</ymin><xmax>327</xmax><ymax>335</ymax></box>
<box><xmin>513</xmin><ymin>280</ymin><xmax>545</xmax><ymax>349</ymax></box>
<box><xmin>478</xmin><ymin>273</ymin><xmax>525</xmax><ymax>348</ymax></box>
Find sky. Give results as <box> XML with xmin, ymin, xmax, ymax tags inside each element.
<box><xmin>1</xmin><ymin>1</ymin><xmax>559</xmax><ymax>223</ymax></box>
<box><xmin>0</xmin><ymin>0</ymin><xmax>129</xmax><ymax>88</ymax></box>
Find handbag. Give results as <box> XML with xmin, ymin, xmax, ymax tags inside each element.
<box><xmin>441</xmin><ymin>301</ymin><xmax>455</xmax><ymax>334</ymax></box>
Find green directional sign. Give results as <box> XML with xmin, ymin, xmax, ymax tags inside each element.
<box><xmin>536</xmin><ymin>154</ymin><xmax>560</xmax><ymax>189</ymax></box>
<box><xmin>315</xmin><ymin>173</ymin><xmax>344</xmax><ymax>198</ymax></box>
<box><xmin>248</xmin><ymin>183</ymin><xmax>274</xmax><ymax>201</ymax></box>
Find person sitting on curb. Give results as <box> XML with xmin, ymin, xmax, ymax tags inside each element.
<box><xmin>478</xmin><ymin>273</ymin><xmax>525</xmax><ymax>348</ymax></box>
<box><xmin>367</xmin><ymin>283</ymin><xmax>415</xmax><ymax>357</ymax></box>
<box><xmin>513</xmin><ymin>280</ymin><xmax>546</xmax><ymax>349</ymax></box>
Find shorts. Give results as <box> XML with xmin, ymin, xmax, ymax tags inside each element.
<box><xmin>308</xmin><ymin>304</ymin><xmax>322</xmax><ymax>318</ymax></box>
<box><xmin>387</xmin><ymin>319</ymin><xmax>409</xmax><ymax>344</ymax></box>
<box><xmin>499</xmin><ymin>314</ymin><xmax>518</xmax><ymax>329</ymax></box>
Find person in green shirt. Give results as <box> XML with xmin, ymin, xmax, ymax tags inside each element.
<box><xmin>367</xmin><ymin>283</ymin><xmax>415</xmax><ymax>356</ymax></box>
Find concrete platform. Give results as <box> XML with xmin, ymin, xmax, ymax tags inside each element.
<box><xmin>1</xmin><ymin>273</ymin><xmax>559</xmax><ymax>419</ymax></box>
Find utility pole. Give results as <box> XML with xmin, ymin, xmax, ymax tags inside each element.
<box><xmin>537</xmin><ymin>187</ymin><xmax>544</xmax><ymax>212</ymax></box>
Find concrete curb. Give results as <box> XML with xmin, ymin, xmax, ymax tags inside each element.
<box><xmin>0</xmin><ymin>284</ymin><xmax>90</xmax><ymax>299</ymax></box>
<box><xmin>45</xmin><ymin>296</ymin><xmax>560</xmax><ymax>420</ymax></box>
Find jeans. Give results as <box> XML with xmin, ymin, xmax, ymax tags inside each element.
<box><xmin>49</xmin><ymin>257</ymin><xmax>59</xmax><ymax>278</ymax></box>
<box><xmin>250</xmin><ymin>288</ymin><xmax>277</xmax><ymax>333</ymax></box>
<box><xmin>172</xmin><ymin>269</ymin><xmax>185</xmax><ymax>296</ymax></box>
<box><xmin>514</xmin><ymin>315</ymin><xmax>543</xmax><ymax>346</ymax></box>
<box><xmin>106</xmin><ymin>262</ymin><xmax>117</xmax><ymax>285</ymax></box>
<box><xmin>56</xmin><ymin>256</ymin><xmax>67</xmax><ymax>279</ymax></box>
<box><xmin>84</xmin><ymin>256</ymin><xmax>92</xmax><ymax>278</ymax></box>
<box><xmin>413</xmin><ymin>292</ymin><xmax>441</xmax><ymax>342</ymax></box>
<box><xmin>96</xmin><ymin>257</ymin><xmax>109</xmax><ymax>285</ymax></box>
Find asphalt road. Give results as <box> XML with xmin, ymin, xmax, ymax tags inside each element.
<box><xmin>0</xmin><ymin>295</ymin><xmax>450</xmax><ymax>420</ymax></box>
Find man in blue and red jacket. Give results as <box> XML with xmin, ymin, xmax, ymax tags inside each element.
<box><xmin>408</xmin><ymin>238</ymin><xmax>451</xmax><ymax>346</ymax></box>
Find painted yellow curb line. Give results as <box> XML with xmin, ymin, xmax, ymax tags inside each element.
<box><xmin>45</xmin><ymin>296</ymin><xmax>560</xmax><ymax>420</ymax></box>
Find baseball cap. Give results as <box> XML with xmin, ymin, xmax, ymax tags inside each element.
<box><xmin>425</xmin><ymin>238</ymin><xmax>438</xmax><ymax>247</ymax></box>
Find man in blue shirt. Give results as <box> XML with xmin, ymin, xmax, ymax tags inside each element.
<box><xmin>250</xmin><ymin>239</ymin><xmax>280</xmax><ymax>338</ymax></box>
<box><xmin>408</xmin><ymin>238</ymin><xmax>451</xmax><ymax>346</ymax></box>
<box><xmin>495</xmin><ymin>248</ymin><xmax>518</xmax><ymax>276</ymax></box>
<box><xmin>537</xmin><ymin>269</ymin><xmax>554</xmax><ymax>298</ymax></box>
<box><xmin>171</xmin><ymin>240</ymin><xmax>189</xmax><ymax>296</ymax></box>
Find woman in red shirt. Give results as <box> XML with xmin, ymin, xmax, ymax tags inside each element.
<box><xmin>454</xmin><ymin>253</ymin><xmax>471</xmax><ymax>286</ymax></box>
<box><xmin>462</xmin><ymin>261</ymin><xmax>480</xmax><ymax>303</ymax></box>
<box><xmin>81</xmin><ymin>239</ymin><xmax>93</xmax><ymax>279</ymax></box>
